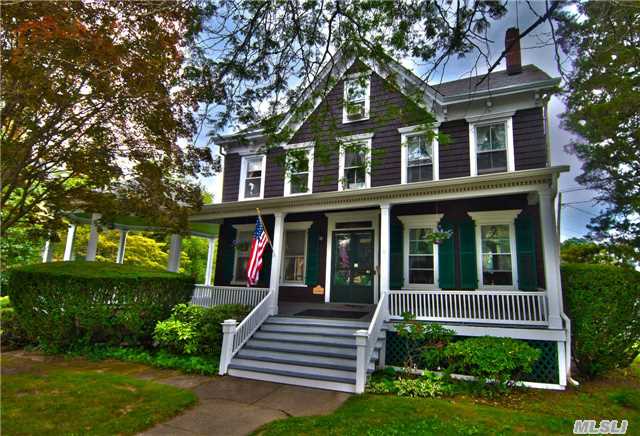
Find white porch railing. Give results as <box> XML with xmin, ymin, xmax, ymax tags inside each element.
<box><xmin>191</xmin><ymin>285</ymin><xmax>269</xmax><ymax>308</ymax></box>
<box><xmin>218</xmin><ymin>290</ymin><xmax>275</xmax><ymax>375</ymax></box>
<box><xmin>355</xmin><ymin>291</ymin><xmax>389</xmax><ymax>393</ymax></box>
<box><xmin>388</xmin><ymin>290</ymin><xmax>548</xmax><ymax>326</ymax></box>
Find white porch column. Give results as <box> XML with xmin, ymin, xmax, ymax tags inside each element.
<box><xmin>85</xmin><ymin>213</ymin><xmax>101</xmax><ymax>262</ymax></box>
<box><xmin>379</xmin><ymin>203</ymin><xmax>391</xmax><ymax>296</ymax></box>
<box><xmin>204</xmin><ymin>237</ymin><xmax>217</xmax><ymax>286</ymax></box>
<box><xmin>268</xmin><ymin>212</ymin><xmax>285</xmax><ymax>315</ymax></box>
<box><xmin>219</xmin><ymin>319</ymin><xmax>237</xmax><ymax>375</ymax></box>
<box><xmin>42</xmin><ymin>240</ymin><xmax>53</xmax><ymax>263</ymax></box>
<box><xmin>354</xmin><ymin>330</ymin><xmax>368</xmax><ymax>394</ymax></box>
<box><xmin>63</xmin><ymin>224</ymin><xmax>77</xmax><ymax>261</ymax></box>
<box><xmin>167</xmin><ymin>234</ymin><xmax>182</xmax><ymax>272</ymax></box>
<box><xmin>116</xmin><ymin>229</ymin><xmax>128</xmax><ymax>264</ymax></box>
<box><xmin>539</xmin><ymin>189</ymin><xmax>563</xmax><ymax>329</ymax></box>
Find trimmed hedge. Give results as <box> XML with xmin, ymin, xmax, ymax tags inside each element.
<box><xmin>7</xmin><ymin>261</ymin><xmax>194</xmax><ymax>351</ymax></box>
<box><xmin>562</xmin><ymin>263</ymin><xmax>640</xmax><ymax>378</ymax></box>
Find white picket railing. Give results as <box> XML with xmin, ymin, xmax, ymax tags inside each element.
<box><xmin>388</xmin><ymin>290</ymin><xmax>548</xmax><ymax>326</ymax></box>
<box><xmin>191</xmin><ymin>285</ymin><xmax>269</xmax><ymax>308</ymax></box>
<box><xmin>218</xmin><ymin>290</ymin><xmax>274</xmax><ymax>375</ymax></box>
<box><xmin>355</xmin><ymin>291</ymin><xmax>389</xmax><ymax>393</ymax></box>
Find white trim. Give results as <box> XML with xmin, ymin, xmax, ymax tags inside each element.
<box><xmin>280</xmin><ymin>224</ymin><xmax>310</xmax><ymax>286</ymax></box>
<box><xmin>232</xmin><ymin>223</ymin><xmax>256</xmax><ymax>232</ymax></box>
<box><xmin>398</xmin><ymin>214</ymin><xmax>443</xmax><ymax>290</ymax></box>
<box><xmin>338</xmin><ymin>136</ymin><xmax>372</xmax><ymax>191</ymax></box>
<box><xmin>324</xmin><ymin>209</ymin><xmax>380</xmax><ymax>304</ymax></box>
<box><xmin>239</xmin><ymin>155</ymin><xmax>266</xmax><ymax>201</ymax></box>
<box><xmin>468</xmin><ymin>117</ymin><xmax>515</xmax><ymax>176</ymax></box>
<box><xmin>283</xmin><ymin>146</ymin><xmax>314</xmax><ymax>197</ymax></box>
<box><xmin>400</xmin><ymin>127</ymin><xmax>439</xmax><ymax>184</ymax></box>
<box><xmin>282</xmin><ymin>141</ymin><xmax>314</xmax><ymax>150</ymax></box>
<box><xmin>468</xmin><ymin>209</ymin><xmax>521</xmax><ymax>290</ymax></box>
<box><xmin>342</xmin><ymin>72</ymin><xmax>371</xmax><ymax>124</ymax></box>
<box><xmin>465</xmin><ymin>110</ymin><xmax>516</xmax><ymax>123</ymax></box>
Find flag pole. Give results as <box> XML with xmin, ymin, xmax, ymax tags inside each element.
<box><xmin>256</xmin><ymin>208</ymin><xmax>273</xmax><ymax>249</ymax></box>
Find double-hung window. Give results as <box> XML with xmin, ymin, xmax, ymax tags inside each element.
<box><xmin>398</xmin><ymin>214</ymin><xmax>442</xmax><ymax>289</ymax></box>
<box><xmin>469</xmin><ymin>116</ymin><xmax>514</xmax><ymax>176</ymax></box>
<box><xmin>232</xmin><ymin>228</ymin><xmax>253</xmax><ymax>284</ymax></box>
<box><xmin>468</xmin><ymin>210</ymin><xmax>520</xmax><ymax>289</ymax></box>
<box><xmin>239</xmin><ymin>155</ymin><xmax>266</xmax><ymax>200</ymax></box>
<box><xmin>283</xmin><ymin>144</ymin><xmax>314</xmax><ymax>196</ymax></box>
<box><xmin>280</xmin><ymin>222</ymin><xmax>312</xmax><ymax>286</ymax></box>
<box><xmin>338</xmin><ymin>134</ymin><xmax>372</xmax><ymax>191</ymax></box>
<box><xmin>399</xmin><ymin>126</ymin><xmax>439</xmax><ymax>183</ymax></box>
<box><xmin>343</xmin><ymin>75</ymin><xmax>370</xmax><ymax>123</ymax></box>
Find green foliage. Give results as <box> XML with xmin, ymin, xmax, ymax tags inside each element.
<box><xmin>444</xmin><ymin>337</ymin><xmax>541</xmax><ymax>387</ymax></box>
<box><xmin>559</xmin><ymin>2</ymin><xmax>640</xmax><ymax>257</ymax></box>
<box><xmin>396</xmin><ymin>313</ymin><xmax>455</xmax><ymax>370</ymax></box>
<box><xmin>154</xmin><ymin>303</ymin><xmax>249</xmax><ymax>355</ymax></box>
<box><xmin>81</xmin><ymin>345</ymin><xmax>218</xmax><ymax>375</ymax></box>
<box><xmin>562</xmin><ymin>263</ymin><xmax>640</xmax><ymax>378</ymax></box>
<box><xmin>560</xmin><ymin>238</ymin><xmax>636</xmax><ymax>267</ymax></box>
<box><xmin>0</xmin><ymin>297</ymin><xmax>30</xmax><ymax>350</ymax></box>
<box><xmin>6</xmin><ymin>261</ymin><xmax>194</xmax><ymax>351</ymax></box>
<box><xmin>367</xmin><ymin>368</ymin><xmax>454</xmax><ymax>398</ymax></box>
<box><xmin>0</xmin><ymin>227</ymin><xmax>43</xmax><ymax>293</ymax></box>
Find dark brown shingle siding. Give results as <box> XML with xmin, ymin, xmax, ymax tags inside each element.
<box><xmin>514</xmin><ymin>108</ymin><xmax>547</xmax><ymax>170</ymax></box>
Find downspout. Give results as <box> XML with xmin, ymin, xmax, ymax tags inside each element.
<box><xmin>561</xmin><ymin>311</ymin><xmax>580</xmax><ymax>386</ymax></box>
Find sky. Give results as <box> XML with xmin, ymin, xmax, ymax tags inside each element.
<box><xmin>204</xmin><ymin>1</ymin><xmax>598</xmax><ymax>241</ymax></box>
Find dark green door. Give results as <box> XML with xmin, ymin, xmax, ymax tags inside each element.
<box><xmin>331</xmin><ymin>230</ymin><xmax>374</xmax><ymax>304</ymax></box>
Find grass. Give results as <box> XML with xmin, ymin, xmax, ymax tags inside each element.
<box><xmin>1</xmin><ymin>356</ymin><xmax>197</xmax><ymax>435</ymax></box>
<box><xmin>254</xmin><ymin>358</ymin><xmax>640</xmax><ymax>436</ymax></box>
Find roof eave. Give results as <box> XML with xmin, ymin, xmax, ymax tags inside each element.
<box><xmin>440</xmin><ymin>78</ymin><xmax>560</xmax><ymax>105</ymax></box>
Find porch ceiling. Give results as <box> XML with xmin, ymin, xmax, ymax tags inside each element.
<box><xmin>191</xmin><ymin>166</ymin><xmax>569</xmax><ymax>221</ymax></box>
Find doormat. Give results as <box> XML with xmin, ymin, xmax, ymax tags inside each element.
<box><xmin>294</xmin><ymin>309</ymin><xmax>369</xmax><ymax>319</ymax></box>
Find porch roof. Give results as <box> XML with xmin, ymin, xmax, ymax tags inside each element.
<box><xmin>191</xmin><ymin>166</ymin><xmax>569</xmax><ymax>221</ymax></box>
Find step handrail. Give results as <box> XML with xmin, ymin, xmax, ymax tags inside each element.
<box><xmin>219</xmin><ymin>290</ymin><xmax>274</xmax><ymax>375</ymax></box>
<box><xmin>355</xmin><ymin>291</ymin><xmax>389</xmax><ymax>393</ymax></box>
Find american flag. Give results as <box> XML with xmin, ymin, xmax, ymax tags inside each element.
<box><xmin>246</xmin><ymin>217</ymin><xmax>269</xmax><ymax>286</ymax></box>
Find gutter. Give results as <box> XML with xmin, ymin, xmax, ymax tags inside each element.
<box><xmin>440</xmin><ymin>78</ymin><xmax>561</xmax><ymax>105</ymax></box>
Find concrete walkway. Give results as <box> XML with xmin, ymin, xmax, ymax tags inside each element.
<box><xmin>142</xmin><ymin>376</ymin><xmax>350</xmax><ymax>436</ymax></box>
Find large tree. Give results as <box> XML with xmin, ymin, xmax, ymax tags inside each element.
<box><xmin>558</xmin><ymin>1</ymin><xmax>640</xmax><ymax>261</ymax></box>
<box><xmin>1</xmin><ymin>1</ymin><xmax>216</xmax><ymax>235</ymax></box>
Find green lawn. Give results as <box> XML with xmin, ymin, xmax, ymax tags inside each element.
<box><xmin>2</xmin><ymin>361</ymin><xmax>197</xmax><ymax>435</ymax></box>
<box><xmin>255</xmin><ymin>359</ymin><xmax>640</xmax><ymax>436</ymax></box>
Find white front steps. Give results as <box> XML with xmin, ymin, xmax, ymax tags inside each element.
<box><xmin>227</xmin><ymin>316</ymin><xmax>384</xmax><ymax>393</ymax></box>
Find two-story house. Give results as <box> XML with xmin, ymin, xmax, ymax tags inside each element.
<box><xmin>190</xmin><ymin>29</ymin><xmax>570</xmax><ymax>393</ymax></box>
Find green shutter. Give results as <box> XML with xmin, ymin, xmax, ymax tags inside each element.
<box><xmin>305</xmin><ymin>222</ymin><xmax>319</xmax><ymax>286</ymax></box>
<box><xmin>459</xmin><ymin>218</ymin><xmax>478</xmax><ymax>289</ymax></box>
<box><xmin>390</xmin><ymin>218</ymin><xmax>404</xmax><ymax>289</ymax></box>
<box><xmin>220</xmin><ymin>222</ymin><xmax>236</xmax><ymax>285</ymax></box>
<box><xmin>438</xmin><ymin>219</ymin><xmax>456</xmax><ymax>289</ymax></box>
<box><xmin>515</xmin><ymin>214</ymin><xmax>538</xmax><ymax>290</ymax></box>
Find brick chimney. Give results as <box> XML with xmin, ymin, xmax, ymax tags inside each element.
<box><xmin>505</xmin><ymin>27</ymin><xmax>522</xmax><ymax>75</ymax></box>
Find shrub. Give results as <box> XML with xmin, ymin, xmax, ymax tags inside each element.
<box><xmin>395</xmin><ymin>313</ymin><xmax>455</xmax><ymax>370</ymax></box>
<box><xmin>6</xmin><ymin>261</ymin><xmax>194</xmax><ymax>351</ymax></box>
<box><xmin>154</xmin><ymin>303</ymin><xmax>250</xmax><ymax>355</ymax></box>
<box><xmin>444</xmin><ymin>336</ymin><xmax>541</xmax><ymax>387</ymax></box>
<box><xmin>1</xmin><ymin>297</ymin><xmax>31</xmax><ymax>350</ymax></box>
<box><xmin>562</xmin><ymin>263</ymin><xmax>640</xmax><ymax>378</ymax></box>
<box><xmin>366</xmin><ymin>368</ymin><xmax>454</xmax><ymax>398</ymax></box>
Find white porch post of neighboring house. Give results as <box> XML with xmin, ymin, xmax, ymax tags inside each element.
<box><xmin>204</xmin><ymin>237</ymin><xmax>217</xmax><ymax>286</ymax></box>
<box><xmin>85</xmin><ymin>213</ymin><xmax>101</xmax><ymax>261</ymax></box>
<box><xmin>116</xmin><ymin>229</ymin><xmax>128</xmax><ymax>264</ymax></box>
<box><xmin>167</xmin><ymin>234</ymin><xmax>182</xmax><ymax>272</ymax></box>
<box><xmin>42</xmin><ymin>239</ymin><xmax>53</xmax><ymax>263</ymax></box>
<box><xmin>379</xmin><ymin>203</ymin><xmax>391</xmax><ymax>297</ymax></box>
<box><xmin>268</xmin><ymin>212</ymin><xmax>285</xmax><ymax>315</ymax></box>
<box><xmin>539</xmin><ymin>188</ymin><xmax>563</xmax><ymax>329</ymax></box>
<box><xmin>63</xmin><ymin>223</ymin><xmax>77</xmax><ymax>261</ymax></box>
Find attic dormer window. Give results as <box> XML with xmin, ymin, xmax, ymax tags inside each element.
<box><xmin>343</xmin><ymin>75</ymin><xmax>370</xmax><ymax>123</ymax></box>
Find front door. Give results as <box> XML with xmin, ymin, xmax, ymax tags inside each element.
<box><xmin>331</xmin><ymin>230</ymin><xmax>374</xmax><ymax>304</ymax></box>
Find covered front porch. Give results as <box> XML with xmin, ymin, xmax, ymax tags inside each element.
<box><xmin>190</xmin><ymin>167</ymin><xmax>570</xmax><ymax>391</ymax></box>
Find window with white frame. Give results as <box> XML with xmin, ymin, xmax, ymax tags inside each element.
<box><xmin>280</xmin><ymin>222</ymin><xmax>312</xmax><ymax>285</ymax></box>
<box><xmin>469</xmin><ymin>117</ymin><xmax>514</xmax><ymax>176</ymax></box>
<box><xmin>339</xmin><ymin>134</ymin><xmax>372</xmax><ymax>191</ymax></box>
<box><xmin>283</xmin><ymin>146</ymin><xmax>314</xmax><ymax>196</ymax></box>
<box><xmin>399</xmin><ymin>126</ymin><xmax>439</xmax><ymax>183</ymax></box>
<box><xmin>343</xmin><ymin>75</ymin><xmax>370</xmax><ymax>123</ymax></box>
<box><xmin>468</xmin><ymin>210</ymin><xmax>520</xmax><ymax>289</ymax></box>
<box><xmin>398</xmin><ymin>214</ymin><xmax>442</xmax><ymax>288</ymax></box>
<box><xmin>239</xmin><ymin>155</ymin><xmax>265</xmax><ymax>200</ymax></box>
<box><xmin>232</xmin><ymin>229</ymin><xmax>253</xmax><ymax>284</ymax></box>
